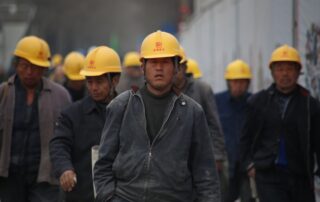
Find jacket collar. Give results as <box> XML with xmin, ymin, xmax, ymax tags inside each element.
<box><xmin>135</xmin><ymin>84</ymin><xmax>181</xmax><ymax>97</ymax></box>
<box><xmin>226</xmin><ymin>91</ymin><xmax>251</xmax><ymax>102</ymax></box>
<box><xmin>184</xmin><ymin>77</ymin><xmax>195</xmax><ymax>93</ymax></box>
<box><xmin>134</xmin><ymin>87</ymin><xmax>186</xmax><ymax>109</ymax></box>
<box><xmin>8</xmin><ymin>74</ymin><xmax>52</xmax><ymax>92</ymax></box>
<box><xmin>267</xmin><ymin>83</ymin><xmax>310</xmax><ymax>97</ymax></box>
<box><xmin>82</xmin><ymin>96</ymin><xmax>100</xmax><ymax>114</ymax></box>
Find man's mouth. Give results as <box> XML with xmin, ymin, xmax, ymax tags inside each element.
<box><xmin>155</xmin><ymin>74</ymin><xmax>163</xmax><ymax>79</ymax></box>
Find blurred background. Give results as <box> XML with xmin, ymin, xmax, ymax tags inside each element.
<box><xmin>0</xmin><ymin>0</ymin><xmax>319</xmax><ymax>97</ymax></box>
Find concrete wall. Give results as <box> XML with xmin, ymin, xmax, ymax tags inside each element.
<box><xmin>179</xmin><ymin>0</ymin><xmax>319</xmax><ymax>94</ymax></box>
<box><xmin>2</xmin><ymin>22</ymin><xmax>29</xmax><ymax>70</ymax></box>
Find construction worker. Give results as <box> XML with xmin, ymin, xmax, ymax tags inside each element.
<box><xmin>50</xmin><ymin>53</ymin><xmax>65</xmax><ymax>84</ymax></box>
<box><xmin>240</xmin><ymin>45</ymin><xmax>320</xmax><ymax>202</ymax></box>
<box><xmin>50</xmin><ymin>46</ymin><xmax>121</xmax><ymax>202</ymax></box>
<box><xmin>174</xmin><ymin>47</ymin><xmax>226</xmax><ymax>170</ymax></box>
<box><xmin>215</xmin><ymin>59</ymin><xmax>252</xmax><ymax>202</ymax></box>
<box><xmin>186</xmin><ymin>58</ymin><xmax>203</xmax><ymax>79</ymax></box>
<box><xmin>47</xmin><ymin>53</ymin><xmax>63</xmax><ymax>78</ymax></box>
<box><xmin>52</xmin><ymin>54</ymin><xmax>63</xmax><ymax>68</ymax></box>
<box><xmin>0</xmin><ymin>36</ymin><xmax>71</xmax><ymax>201</ymax></box>
<box><xmin>62</xmin><ymin>51</ymin><xmax>86</xmax><ymax>102</ymax></box>
<box><xmin>94</xmin><ymin>30</ymin><xmax>220</xmax><ymax>202</ymax></box>
<box><xmin>116</xmin><ymin>51</ymin><xmax>144</xmax><ymax>93</ymax></box>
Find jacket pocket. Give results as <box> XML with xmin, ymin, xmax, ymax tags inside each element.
<box><xmin>113</xmin><ymin>152</ymin><xmax>143</xmax><ymax>182</ymax></box>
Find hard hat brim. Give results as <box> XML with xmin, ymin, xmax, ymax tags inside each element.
<box><xmin>14</xmin><ymin>51</ymin><xmax>50</xmax><ymax>68</ymax></box>
<box><xmin>140</xmin><ymin>53</ymin><xmax>179</xmax><ymax>61</ymax></box>
<box><xmin>194</xmin><ymin>73</ymin><xmax>203</xmax><ymax>79</ymax></box>
<box><xmin>80</xmin><ymin>67</ymin><xmax>121</xmax><ymax>77</ymax></box>
<box><xmin>66</xmin><ymin>74</ymin><xmax>85</xmax><ymax>81</ymax></box>
<box><xmin>269</xmin><ymin>60</ymin><xmax>301</xmax><ymax>69</ymax></box>
<box><xmin>225</xmin><ymin>75</ymin><xmax>252</xmax><ymax>80</ymax></box>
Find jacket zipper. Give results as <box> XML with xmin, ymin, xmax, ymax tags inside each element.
<box><xmin>137</xmin><ymin>94</ymin><xmax>152</xmax><ymax>202</ymax></box>
<box><xmin>152</xmin><ymin>95</ymin><xmax>179</xmax><ymax>143</ymax></box>
<box><xmin>136</xmin><ymin>93</ymin><xmax>180</xmax><ymax>202</ymax></box>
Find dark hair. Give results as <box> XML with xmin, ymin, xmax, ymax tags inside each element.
<box><xmin>108</xmin><ymin>72</ymin><xmax>121</xmax><ymax>80</ymax></box>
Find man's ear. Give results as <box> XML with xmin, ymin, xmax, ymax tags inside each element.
<box><xmin>112</xmin><ymin>75</ymin><xmax>120</xmax><ymax>86</ymax></box>
<box><xmin>141</xmin><ymin>62</ymin><xmax>146</xmax><ymax>76</ymax></box>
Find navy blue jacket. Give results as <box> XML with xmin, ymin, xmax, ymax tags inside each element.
<box><xmin>215</xmin><ymin>91</ymin><xmax>251</xmax><ymax>178</ymax></box>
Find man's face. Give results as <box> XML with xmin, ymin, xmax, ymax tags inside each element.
<box><xmin>144</xmin><ymin>57</ymin><xmax>175</xmax><ymax>94</ymax></box>
<box><xmin>271</xmin><ymin>62</ymin><xmax>300</xmax><ymax>93</ymax></box>
<box><xmin>228</xmin><ymin>79</ymin><xmax>250</xmax><ymax>98</ymax></box>
<box><xmin>16</xmin><ymin>58</ymin><xmax>44</xmax><ymax>89</ymax></box>
<box><xmin>125</xmin><ymin>66</ymin><xmax>143</xmax><ymax>79</ymax></box>
<box><xmin>86</xmin><ymin>75</ymin><xmax>111</xmax><ymax>102</ymax></box>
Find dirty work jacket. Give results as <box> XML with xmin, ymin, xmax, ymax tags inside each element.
<box><xmin>50</xmin><ymin>96</ymin><xmax>106</xmax><ymax>201</ymax></box>
<box><xmin>239</xmin><ymin>84</ymin><xmax>320</xmax><ymax>185</ymax></box>
<box><xmin>94</xmin><ymin>90</ymin><xmax>221</xmax><ymax>202</ymax></box>
<box><xmin>0</xmin><ymin>75</ymin><xmax>71</xmax><ymax>184</ymax></box>
<box><xmin>183</xmin><ymin>78</ymin><xmax>226</xmax><ymax>161</ymax></box>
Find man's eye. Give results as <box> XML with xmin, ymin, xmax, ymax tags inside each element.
<box><xmin>20</xmin><ymin>63</ymin><xmax>28</xmax><ymax>68</ymax></box>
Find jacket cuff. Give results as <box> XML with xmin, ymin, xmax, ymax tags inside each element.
<box><xmin>246</xmin><ymin>162</ymin><xmax>255</xmax><ymax>171</ymax></box>
<box><xmin>56</xmin><ymin>164</ymin><xmax>74</xmax><ymax>178</ymax></box>
<box><xmin>214</xmin><ymin>154</ymin><xmax>226</xmax><ymax>161</ymax></box>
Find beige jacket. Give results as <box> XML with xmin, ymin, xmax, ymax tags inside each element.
<box><xmin>0</xmin><ymin>75</ymin><xmax>71</xmax><ymax>184</ymax></box>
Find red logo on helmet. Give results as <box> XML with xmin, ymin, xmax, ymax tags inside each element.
<box><xmin>38</xmin><ymin>43</ymin><xmax>45</xmax><ymax>60</ymax></box>
<box><xmin>88</xmin><ymin>60</ymin><xmax>95</xmax><ymax>69</ymax></box>
<box><xmin>282</xmin><ymin>51</ymin><xmax>288</xmax><ymax>57</ymax></box>
<box><xmin>38</xmin><ymin>51</ymin><xmax>44</xmax><ymax>59</ymax></box>
<box><xmin>153</xmin><ymin>42</ymin><xmax>165</xmax><ymax>52</ymax></box>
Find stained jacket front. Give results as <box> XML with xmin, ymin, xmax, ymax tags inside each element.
<box><xmin>94</xmin><ymin>90</ymin><xmax>221</xmax><ymax>202</ymax></box>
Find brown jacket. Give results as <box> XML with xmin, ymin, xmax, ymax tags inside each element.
<box><xmin>0</xmin><ymin>75</ymin><xmax>71</xmax><ymax>184</ymax></box>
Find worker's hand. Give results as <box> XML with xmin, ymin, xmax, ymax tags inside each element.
<box><xmin>247</xmin><ymin>167</ymin><xmax>256</xmax><ymax>178</ymax></box>
<box><xmin>60</xmin><ymin>170</ymin><xmax>77</xmax><ymax>192</ymax></box>
<box><xmin>215</xmin><ymin>160</ymin><xmax>224</xmax><ymax>172</ymax></box>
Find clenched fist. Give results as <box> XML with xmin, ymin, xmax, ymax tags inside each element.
<box><xmin>60</xmin><ymin>170</ymin><xmax>77</xmax><ymax>192</ymax></box>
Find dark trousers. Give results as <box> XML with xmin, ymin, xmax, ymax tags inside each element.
<box><xmin>0</xmin><ymin>171</ymin><xmax>59</xmax><ymax>202</ymax></box>
<box><xmin>224</xmin><ymin>169</ymin><xmax>252</xmax><ymax>202</ymax></box>
<box><xmin>256</xmin><ymin>167</ymin><xmax>315</xmax><ymax>202</ymax></box>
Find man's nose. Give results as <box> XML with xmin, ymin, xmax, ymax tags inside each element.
<box><xmin>26</xmin><ymin>66</ymin><xmax>34</xmax><ymax>74</ymax></box>
<box><xmin>154</xmin><ymin>63</ymin><xmax>164</xmax><ymax>71</ymax></box>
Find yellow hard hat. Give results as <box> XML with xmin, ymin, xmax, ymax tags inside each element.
<box><xmin>269</xmin><ymin>44</ymin><xmax>301</xmax><ymax>68</ymax></box>
<box><xmin>224</xmin><ymin>59</ymin><xmax>252</xmax><ymax>80</ymax></box>
<box><xmin>140</xmin><ymin>30</ymin><xmax>181</xmax><ymax>60</ymax></box>
<box><xmin>186</xmin><ymin>59</ymin><xmax>202</xmax><ymax>79</ymax></box>
<box><xmin>80</xmin><ymin>46</ymin><xmax>121</xmax><ymax>77</ymax></box>
<box><xmin>179</xmin><ymin>46</ymin><xmax>187</xmax><ymax>64</ymax></box>
<box><xmin>52</xmin><ymin>54</ymin><xmax>63</xmax><ymax>67</ymax></box>
<box><xmin>63</xmin><ymin>52</ymin><xmax>85</xmax><ymax>81</ymax></box>
<box><xmin>123</xmin><ymin>51</ymin><xmax>141</xmax><ymax>67</ymax></box>
<box><xmin>14</xmin><ymin>35</ymin><xmax>51</xmax><ymax>68</ymax></box>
